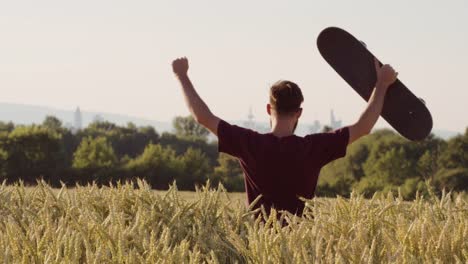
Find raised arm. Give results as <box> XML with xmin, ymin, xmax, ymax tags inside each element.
<box><xmin>172</xmin><ymin>57</ymin><xmax>220</xmax><ymax>136</ymax></box>
<box><xmin>348</xmin><ymin>58</ymin><xmax>398</xmax><ymax>144</ymax></box>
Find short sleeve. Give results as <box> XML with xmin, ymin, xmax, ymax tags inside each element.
<box><xmin>305</xmin><ymin>127</ymin><xmax>350</xmax><ymax>166</ymax></box>
<box><xmin>217</xmin><ymin>119</ymin><xmax>255</xmax><ymax>159</ymax></box>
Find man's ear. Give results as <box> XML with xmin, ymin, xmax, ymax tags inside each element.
<box><xmin>267</xmin><ymin>104</ymin><xmax>272</xmax><ymax>115</ymax></box>
<box><xmin>296</xmin><ymin>108</ymin><xmax>303</xmax><ymax>119</ymax></box>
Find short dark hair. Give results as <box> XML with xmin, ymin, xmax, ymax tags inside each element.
<box><xmin>269</xmin><ymin>80</ymin><xmax>304</xmax><ymax>116</ymax></box>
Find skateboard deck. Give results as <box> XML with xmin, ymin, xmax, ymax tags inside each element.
<box><xmin>317</xmin><ymin>27</ymin><xmax>432</xmax><ymax>141</ymax></box>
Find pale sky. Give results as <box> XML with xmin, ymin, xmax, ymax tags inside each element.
<box><xmin>0</xmin><ymin>0</ymin><xmax>467</xmax><ymax>131</ymax></box>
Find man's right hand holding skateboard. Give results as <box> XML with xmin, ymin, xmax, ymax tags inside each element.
<box><xmin>375</xmin><ymin>59</ymin><xmax>398</xmax><ymax>91</ymax></box>
<box><xmin>348</xmin><ymin>59</ymin><xmax>398</xmax><ymax>144</ymax></box>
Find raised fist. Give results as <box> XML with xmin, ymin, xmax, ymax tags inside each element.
<box><xmin>172</xmin><ymin>57</ymin><xmax>189</xmax><ymax>77</ymax></box>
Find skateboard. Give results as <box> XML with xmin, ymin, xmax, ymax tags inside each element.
<box><xmin>317</xmin><ymin>27</ymin><xmax>433</xmax><ymax>141</ymax></box>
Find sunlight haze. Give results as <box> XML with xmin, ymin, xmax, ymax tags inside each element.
<box><xmin>0</xmin><ymin>0</ymin><xmax>466</xmax><ymax>131</ymax></box>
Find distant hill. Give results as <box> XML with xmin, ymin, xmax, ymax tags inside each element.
<box><xmin>0</xmin><ymin>102</ymin><xmax>461</xmax><ymax>139</ymax></box>
<box><xmin>0</xmin><ymin>102</ymin><xmax>173</xmax><ymax>133</ymax></box>
<box><xmin>431</xmin><ymin>129</ymin><xmax>461</xmax><ymax>139</ymax></box>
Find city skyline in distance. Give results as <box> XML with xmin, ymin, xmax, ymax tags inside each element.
<box><xmin>0</xmin><ymin>102</ymin><xmax>461</xmax><ymax>140</ymax></box>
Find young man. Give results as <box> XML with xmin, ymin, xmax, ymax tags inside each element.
<box><xmin>172</xmin><ymin>57</ymin><xmax>397</xmax><ymax>216</ymax></box>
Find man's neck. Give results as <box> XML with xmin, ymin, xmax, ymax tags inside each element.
<box><xmin>270</xmin><ymin>118</ymin><xmax>296</xmax><ymax>137</ymax></box>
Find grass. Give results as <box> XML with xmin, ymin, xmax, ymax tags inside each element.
<box><xmin>1</xmin><ymin>179</ymin><xmax>467</xmax><ymax>263</ymax></box>
<box><xmin>154</xmin><ymin>189</ymin><xmax>246</xmax><ymax>204</ymax></box>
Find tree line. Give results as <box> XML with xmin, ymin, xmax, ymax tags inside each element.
<box><xmin>0</xmin><ymin>116</ymin><xmax>243</xmax><ymax>191</ymax></box>
<box><xmin>0</xmin><ymin>116</ymin><xmax>466</xmax><ymax>198</ymax></box>
<box><xmin>318</xmin><ymin>128</ymin><xmax>468</xmax><ymax>198</ymax></box>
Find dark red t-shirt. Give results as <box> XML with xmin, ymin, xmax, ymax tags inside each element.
<box><xmin>217</xmin><ymin>119</ymin><xmax>349</xmax><ymax>215</ymax></box>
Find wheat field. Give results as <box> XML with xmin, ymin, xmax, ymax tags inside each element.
<box><xmin>0</xmin><ymin>180</ymin><xmax>466</xmax><ymax>263</ymax></box>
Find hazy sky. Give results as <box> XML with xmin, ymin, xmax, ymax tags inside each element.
<box><xmin>0</xmin><ymin>0</ymin><xmax>467</xmax><ymax>131</ymax></box>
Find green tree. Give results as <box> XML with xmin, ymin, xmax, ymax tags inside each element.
<box><xmin>42</xmin><ymin>116</ymin><xmax>79</xmax><ymax>168</ymax></box>
<box><xmin>362</xmin><ymin>134</ymin><xmax>419</xmax><ymax>188</ymax></box>
<box><xmin>0</xmin><ymin>126</ymin><xmax>64</xmax><ymax>183</ymax></box>
<box><xmin>318</xmin><ymin>137</ymin><xmax>373</xmax><ymax>197</ymax></box>
<box><xmin>160</xmin><ymin>132</ymin><xmax>218</xmax><ymax>165</ymax></box>
<box><xmin>353</xmin><ymin>175</ymin><xmax>390</xmax><ymax>196</ymax></box>
<box><xmin>178</xmin><ymin>147</ymin><xmax>211</xmax><ymax>189</ymax></box>
<box><xmin>0</xmin><ymin>147</ymin><xmax>7</xmax><ymax>179</ymax></box>
<box><xmin>72</xmin><ymin>137</ymin><xmax>117</xmax><ymax>169</ymax></box>
<box><xmin>435</xmin><ymin>168</ymin><xmax>468</xmax><ymax>192</ymax></box>
<box><xmin>438</xmin><ymin>129</ymin><xmax>468</xmax><ymax>170</ymax></box>
<box><xmin>317</xmin><ymin>130</ymin><xmax>396</xmax><ymax>197</ymax></box>
<box><xmin>87</xmin><ymin>121</ymin><xmax>117</xmax><ymax>132</ymax></box>
<box><xmin>80</xmin><ymin>121</ymin><xmax>160</xmax><ymax>159</ymax></box>
<box><xmin>42</xmin><ymin>116</ymin><xmax>63</xmax><ymax>130</ymax></box>
<box><xmin>211</xmin><ymin>153</ymin><xmax>244</xmax><ymax>191</ymax></box>
<box><xmin>126</xmin><ymin>144</ymin><xmax>182</xmax><ymax>189</ymax></box>
<box><xmin>366</xmin><ymin>147</ymin><xmax>413</xmax><ymax>185</ymax></box>
<box><xmin>0</xmin><ymin>121</ymin><xmax>14</xmax><ymax>133</ymax></box>
<box><xmin>173</xmin><ymin>116</ymin><xmax>210</xmax><ymax>140</ymax></box>
<box><xmin>434</xmin><ymin>129</ymin><xmax>468</xmax><ymax>192</ymax></box>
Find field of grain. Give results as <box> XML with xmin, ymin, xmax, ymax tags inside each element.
<box><xmin>0</xmin><ymin>180</ymin><xmax>466</xmax><ymax>263</ymax></box>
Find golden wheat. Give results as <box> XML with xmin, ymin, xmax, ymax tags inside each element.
<box><xmin>0</xmin><ymin>180</ymin><xmax>466</xmax><ymax>263</ymax></box>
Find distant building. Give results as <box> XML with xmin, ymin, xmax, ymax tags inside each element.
<box><xmin>93</xmin><ymin>114</ymin><xmax>104</xmax><ymax>123</ymax></box>
<box><xmin>72</xmin><ymin>107</ymin><xmax>82</xmax><ymax>133</ymax></box>
<box><xmin>243</xmin><ymin>107</ymin><xmax>255</xmax><ymax>130</ymax></box>
<box><xmin>309</xmin><ymin>120</ymin><xmax>321</xmax><ymax>134</ymax></box>
<box><xmin>330</xmin><ymin>109</ymin><xmax>342</xmax><ymax>129</ymax></box>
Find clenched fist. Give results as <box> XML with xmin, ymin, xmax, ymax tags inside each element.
<box><xmin>172</xmin><ymin>57</ymin><xmax>189</xmax><ymax>77</ymax></box>
<box><xmin>374</xmin><ymin>58</ymin><xmax>398</xmax><ymax>89</ymax></box>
